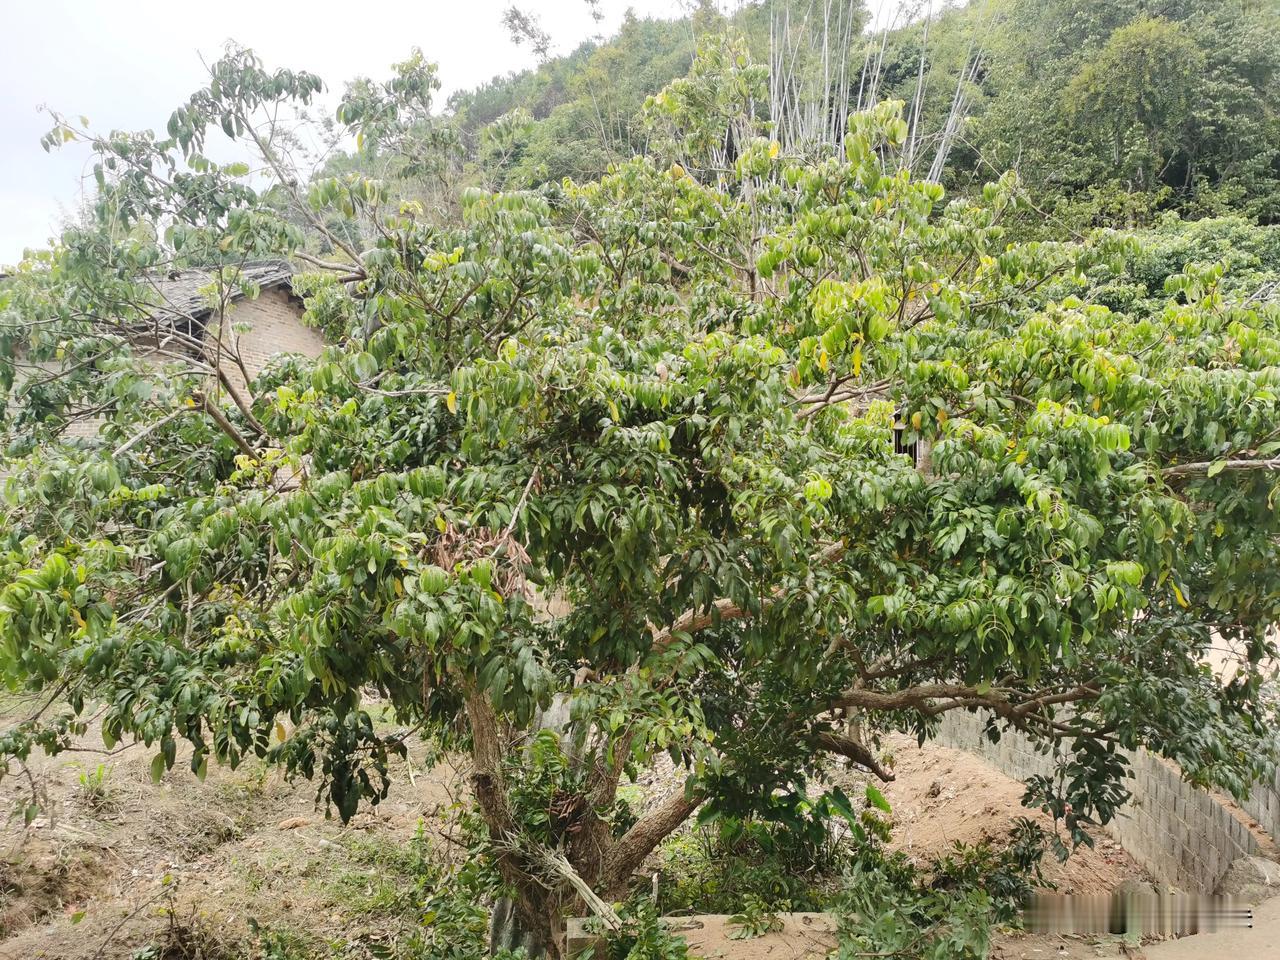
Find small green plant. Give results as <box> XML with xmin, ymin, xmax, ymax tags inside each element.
<box><xmin>832</xmin><ymin>820</ymin><xmax>1050</xmax><ymax>959</ymax></box>
<box><xmin>655</xmin><ymin>805</ymin><xmax>852</xmax><ymax>915</ymax></box>
<box><xmin>247</xmin><ymin>919</ymin><xmax>316</xmax><ymax>960</ymax></box>
<box><xmin>928</xmin><ymin>818</ymin><xmax>1049</xmax><ymax>925</ymax></box>
<box><xmin>727</xmin><ymin>894</ymin><xmax>785</xmax><ymax>940</ymax></box>
<box><xmin>76</xmin><ymin>763</ymin><xmax>114</xmax><ymax>810</ymax></box>
<box><xmin>585</xmin><ymin>899</ymin><xmax>689</xmax><ymax>960</ymax></box>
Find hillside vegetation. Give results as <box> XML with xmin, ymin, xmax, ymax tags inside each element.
<box><xmin>441</xmin><ymin>0</ymin><xmax>1280</xmax><ymax>227</ymax></box>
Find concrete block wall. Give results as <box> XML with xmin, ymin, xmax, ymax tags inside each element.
<box><xmin>935</xmin><ymin>712</ymin><xmax>1259</xmax><ymax>892</ymax></box>
<box><xmin>1239</xmin><ymin>768</ymin><xmax>1280</xmax><ymax>845</ymax></box>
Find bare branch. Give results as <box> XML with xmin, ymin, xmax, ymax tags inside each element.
<box><xmin>112</xmin><ymin>408</ymin><xmax>189</xmax><ymax>458</ymax></box>
<box><xmin>1163</xmin><ymin>457</ymin><xmax>1280</xmax><ymax>478</ymax></box>
<box><xmin>293</xmin><ymin>250</ymin><xmax>366</xmax><ymax>277</ymax></box>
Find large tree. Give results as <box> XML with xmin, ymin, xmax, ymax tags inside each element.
<box><xmin>2</xmin><ymin>46</ymin><xmax>1279</xmax><ymax>956</ymax></box>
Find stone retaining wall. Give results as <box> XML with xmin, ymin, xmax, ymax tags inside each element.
<box><xmin>935</xmin><ymin>712</ymin><xmax>1259</xmax><ymax>893</ymax></box>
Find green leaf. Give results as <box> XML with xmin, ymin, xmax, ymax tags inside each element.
<box><xmin>865</xmin><ymin>784</ymin><xmax>891</xmax><ymax>813</ymax></box>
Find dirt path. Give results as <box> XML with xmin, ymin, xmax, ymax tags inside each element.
<box><xmin>1141</xmin><ymin>893</ymin><xmax>1279</xmax><ymax>959</ymax></box>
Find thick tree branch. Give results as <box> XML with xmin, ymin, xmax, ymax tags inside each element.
<box><xmin>193</xmin><ymin>391</ymin><xmax>256</xmax><ymax>458</ymax></box>
<box><xmin>214</xmin><ymin>366</ymin><xmax>269</xmax><ymax>437</ymax></box>
<box><xmin>814</xmin><ymin>731</ymin><xmax>895</xmax><ymax>781</ymax></box>
<box><xmin>831</xmin><ymin>682</ymin><xmax>1099</xmax><ymax>723</ymax></box>
<box><xmin>602</xmin><ymin>784</ymin><xmax>705</xmax><ymax>892</ymax></box>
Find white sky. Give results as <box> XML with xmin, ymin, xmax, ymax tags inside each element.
<box><xmin>0</xmin><ymin>0</ymin><xmax>692</xmax><ymax>265</ymax></box>
<box><xmin>0</xmin><ymin>1</ymin><xmax>912</xmax><ymax>266</ymax></box>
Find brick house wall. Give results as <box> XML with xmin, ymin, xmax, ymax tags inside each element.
<box><xmin>4</xmin><ymin>282</ymin><xmax>321</xmax><ymax>450</ymax></box>
<box><xmin>207</xmin><ymin>286</ymin><xmax>326</xmax><ymax>398</ymax></box>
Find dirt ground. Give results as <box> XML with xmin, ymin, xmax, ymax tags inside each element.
<box><xmin>871</xmin><ymin>733</ymin><xmax>1144</xmax><ymax>894</ymax></box>
<box><xmin>0</xmin><ymin>696</ymin><xmax>461</xmax><ymax>959</ymax></box>
<box><xmin>0</xmin><ymin>698</ymin><xmax>1159</xmax><ymax>959</ymax></box>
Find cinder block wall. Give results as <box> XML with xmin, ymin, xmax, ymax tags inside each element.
<box><xmin>935</xmin><ymin>712</ymin><xmax>1259</xmax><ymax>892</ymax></box>
<box><xmin>1239</xmin><ymin>770</ymin><xmax>1280</xmax><ymax>846</ymax></box>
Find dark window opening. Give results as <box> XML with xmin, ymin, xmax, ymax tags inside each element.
<box><xmin>894</xmin><ymin>425</ymin><xmax>918</xmax><ymax>466</ymax></box>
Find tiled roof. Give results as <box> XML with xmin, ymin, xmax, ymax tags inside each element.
<box><xmin>150</xmin><ymin>260</ymin><xmax>294</xmax><ymax>322</ymax></box>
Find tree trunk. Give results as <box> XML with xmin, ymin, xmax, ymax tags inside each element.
<box><xmin>464</xmin><ymin>686</ymin><xmax>705</xmax><ymax>955</ymax></box>
<box><xmin>489</xmin><ymin>897</ymin><xmax>549</xmax><ymax>956</ymax></box>
<box><xmin>472</xmin><ymin>689</ymin><xmax>587</xmax><ymax>957</ymax></box>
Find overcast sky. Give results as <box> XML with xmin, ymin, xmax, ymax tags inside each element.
<box><xmin>1</xmin><ymin>1</ymin><xmax>914</xmax><ymax>265</ymax></box>
<box><xmin>0</xmin><ymin>0</ymin><xmax>695</xmax><ymax>265</ymax></box>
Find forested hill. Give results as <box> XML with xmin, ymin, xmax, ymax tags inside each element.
<box><xmin>436</xmin><ymin>0</ymin><xmax>1280</xmax><ymax>231</ymax></box>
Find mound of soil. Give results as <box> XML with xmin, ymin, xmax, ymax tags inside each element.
<box><xmin>873</xmin><ymin>733</ymin><xmax>1143</xmax><ymax>893</ymax></box>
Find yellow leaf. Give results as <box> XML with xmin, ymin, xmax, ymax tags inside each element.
<box><xmin>910</xmin><ymin>411</ymin><xmax>922</xmax><ymax>430</ymax></box>
<box><xmin>936</xmin><ymin>408</ymin><xmax>949</xmax><ymax>424</ymax></box>
<box><xmin>818</xmin><ymin>347</ymin><xmax>829</xmax><ymax>373</ymax></box>
<box><xmin>435</xmin><ymin>515</ymin><xmax>448</xmax><ymax>534</ymax></box>
<box><xmin>1091</xmin><ymin>396</ymin><xmax>1101</xmax><ymax>412</ymax></box>
<box><xmin>768</xmin><ymin>140</ymin><xmax>780</xmax><ymax>159</ymax></box>
<box><xmin>394</xmin><ymin>578</ymin><xmax>404</xmax><ymax>596</ymax></box>
<box><xmin>275</xmin><ymin>721</ymin><xmax>287</xmax><ymax>742</ymax></box>
<box><xmin>70</xmin><ymin>608</ymin><xmax>86</xmax><ymax>629</ymax></box>
<box><xmin>445</xmin><ymin>391</ymin><xmax>458</xmax><ymax>414</ymax></box>
<box><xmin>1173</xmin><ymin>584</ymin><xmax>1188</xmax><ymax>608</ymax></box>
<box><xmin>852</xmin><ymin>343</ymin><xmax>863</xmax><ymax>377</ymax></box>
